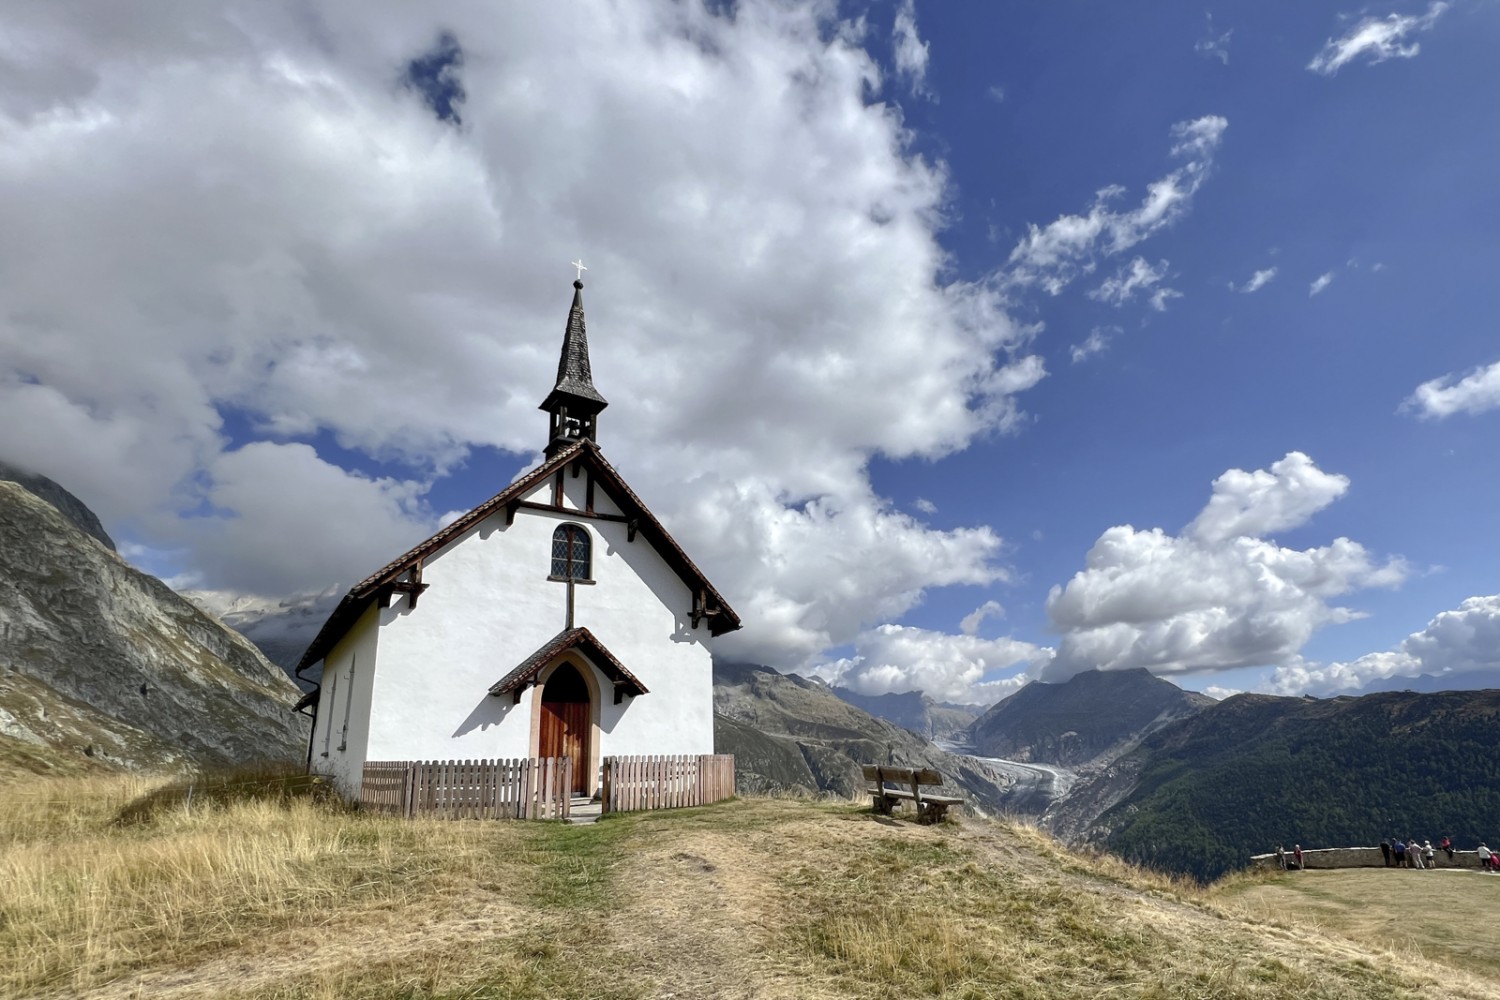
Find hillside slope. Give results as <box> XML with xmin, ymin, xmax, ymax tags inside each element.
<box><xmin>0</xmin><ymin>481</ymin><xmax>308</xmax><ymax>777</ymax></box>
<box><xmin>713</xmin><ymin>662</ymin><xmax>1012</xmax><ymax>812</ymax></box>
<box><xmin>1076</xmin><ymin>689</ymin><xmax>1500</xmax><ymax>881</ymax></box>
<box><xmin>964</xmin><ymin>667</ymin><xmax>1213</xmax><ymax>766</ymax></box>
<box><xmin>7</xmin><ymin>782</ymin><xmax>1500</xmax><ymax>1000</ymax></box>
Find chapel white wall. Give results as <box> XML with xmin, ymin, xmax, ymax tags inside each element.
<box><xmin>307</xmin><ymin>602</ymin><xmax>380</xmax><ymax>798</ymax></box>
<box><xmin>361</xmin><ymin>465</ymin><xmax>715</xmax><ymax>775</ymax></box>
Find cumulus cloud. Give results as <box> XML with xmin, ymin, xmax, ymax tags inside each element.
<box><xmin>892</xmin><ymin>0</ymin><xmax>933</xmax><ymax>98</ymax></box>
<box><xmin>914</xmin><ymin>497</ymin><xmax>938</xmax><ymax>514</ymax></box>
<box><xmin>1005</xmin><ymin>116</ymin><xmax>1227</xmax><ymax>296</ymax></box>
<box><xmin>960</xmin><ymin>600</ymin><xmax>1005</xmax><ymax>636</ymax></box>
<box><xmin>1043</xmin><ymin>452</ymin><xmax>1407</xmax><ymax>680</ymax></box>
<box><xmin>810</xmin><ymin>623</ymin><xmax>1048</xmax><ymax>704</ymax></box>
<box><xmin>1308</xmin><ymin>2</ymin><xmax>1450</xmax><ymax>75</ymax></box>
<box><xmin>1233</xmin><ymin>267</ymin><xmax>1278</xmax><ymax>293</ymax></box>
<box><xmin>0</xmin><ymin>1</ymin><xmax>1046</xmax><ymax>672</ymax></box>
<box><xmin>1270</xmin><ymin>594</ymin><xmax>1500</xmax><ymax>694</ymax></box>
<box><xmin>1309</xmin><ymin>271</ymin><xmax>1336</xmax><ymax>296</ymax></box>
<box><xmin>1186</xmin><ymin>452</ymin><xmax>1351</xmax><ymax>545</ymax></box>
<box><xmin>1403</xmin><ymin>360</ymin><xmax>1500</xmax><ymax>419</ymax></box>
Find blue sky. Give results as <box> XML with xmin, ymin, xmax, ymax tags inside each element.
<box><xmin>867</xmin><ymin>0</ymin><xmax>1500</xmax><ymax>695</ymax></box>
<box><xmin>2</xmin><ymin>1</ymin><xmax>1497</xmax><ymax>702</ymax></box>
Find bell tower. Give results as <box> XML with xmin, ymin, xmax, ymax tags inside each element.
<box><xmin>540</xmin><ymin>277</ymin><xmax>608</xmax><ymax>457</ymax></box>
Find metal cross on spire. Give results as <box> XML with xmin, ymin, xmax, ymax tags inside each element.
<box><xmin>571</xmin><ymin>259</ymin><xmax>588</xmax><ymax>281</ymax></box>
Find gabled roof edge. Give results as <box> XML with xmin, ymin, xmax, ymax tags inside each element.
<box><xmin>293</xmin><ymin>440</ymin><xmax>741</xmax><ymax>673</ymax></box>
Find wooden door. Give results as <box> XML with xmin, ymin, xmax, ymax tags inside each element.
<box><xmin>539</xmin><ymin>664</ymin><xmax>591</xmax><ymax>795</ymax></box>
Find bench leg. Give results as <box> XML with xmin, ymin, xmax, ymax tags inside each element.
<box><xmin>872</xmin><ymin>794</ymin><xmax>894</xmax><ymax>816</ymax></box>
<box><xmin>918</xmin><ymin>802</ymin><xmax>948</xmax><ymax>825</ymax></box>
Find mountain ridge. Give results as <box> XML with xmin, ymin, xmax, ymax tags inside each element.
<box><xmin>962</xmin><ymin>667</ymin><xmax>1214</xmax><ymax>767</ymax></box>
<box><xmin>0</xmin><ymin>479</ymin><xmax>308</xmax><ymax>778</ymax></box>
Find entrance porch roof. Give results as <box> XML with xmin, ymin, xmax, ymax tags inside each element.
<box><xmin>489</xmin><ymin>626</ymin><xmax>649</xmax><ymax>703</ymax></box>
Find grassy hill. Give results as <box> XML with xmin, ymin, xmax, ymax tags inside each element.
<box><xmin>1224</xmin><ymin>868</ymin><xmax>1500</xmax><ymax>984</ymax></box>
<box><xmin>5</xmin><ymin>774</ymin><xmax>1500</xmax><ymax>999</ymax></box>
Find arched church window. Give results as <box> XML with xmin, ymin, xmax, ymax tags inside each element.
<box><xmin>550</xmin><ymin>523</ymin><xmax>592</xmax><ymax>581</ymax></box>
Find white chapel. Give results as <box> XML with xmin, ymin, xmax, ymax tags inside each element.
<box><xmin>296</xmin><ymin>276</ymin><xmax>740</xmax><ymax>799</ymax></box>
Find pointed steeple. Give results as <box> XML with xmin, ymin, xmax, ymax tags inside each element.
<box><xmin>540</xmin><ymin>279</ymin><xmax>608</xmax><ymax>456</ymax></box>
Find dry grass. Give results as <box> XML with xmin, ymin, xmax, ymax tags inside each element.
<box><xmin>1219</xmin><ymin>867</ymin><xmax>1500</xmax><ymax>982</ymax></box>
<box><xmin>2</xmin><ymin>776</ymin><xmax>1498</xmax><ymax>999</ymax></box>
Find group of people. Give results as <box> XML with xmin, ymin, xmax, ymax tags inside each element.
<box><xmin>1275</xmin><ymin>837</ymin><xmax>1500</xmax><ymax>872</ymax></box>
<box><xmin>1379</xmin><ymin>837</ymin><xmax>1447</xmax><ymax>868</ymax></box>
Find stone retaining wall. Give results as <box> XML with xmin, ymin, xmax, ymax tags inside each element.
<box><xmin>1249</xmin><ymin>846</ymin><xmax>1490</xmax><ymax>872</ymax></box>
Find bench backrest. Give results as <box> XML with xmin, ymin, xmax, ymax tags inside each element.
<box><xmin>861</xmin><ymin>765</ymin><xmax>943</xmax><ymax>786</ymax></box>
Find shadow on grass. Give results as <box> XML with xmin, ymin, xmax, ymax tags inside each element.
<box><xmin>113</xmin><ymin>761</ymin><xmax>336</xmax><ymax>825</ymax></box>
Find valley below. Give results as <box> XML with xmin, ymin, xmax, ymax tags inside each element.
<box><xmin>934</xmin><ymin>739</ymin><xmax>1081</xmax><ymax>815</ymax></box>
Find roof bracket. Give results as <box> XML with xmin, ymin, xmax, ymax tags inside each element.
<box><xmin>389</xmin><ymin>560</ymin><xmax>429</xmax><ymax>609</ymax></box>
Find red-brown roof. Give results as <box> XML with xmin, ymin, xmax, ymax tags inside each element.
<box><xmin>294</xmin><ymin>440</ymin><xmax>740</xmax><ymax>673</ymax></box>
<box><xmin>488</xmin><ymin>626</ymin><xmax>648</xmax><ymax>698</ymax></box>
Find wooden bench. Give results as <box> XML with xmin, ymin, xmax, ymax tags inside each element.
<box><xmin>862</xmin><ymin>765</ymin><xmax>963</xmax><ymax>824</ymax></box>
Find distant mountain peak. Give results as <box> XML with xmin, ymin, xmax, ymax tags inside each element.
<box><xmin>965</xmin><ymin>667</ymin><xmax>1212</xmax><ymax>767</ymax></box>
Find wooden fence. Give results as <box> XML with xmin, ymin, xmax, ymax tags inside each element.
<box><xmin>600</xmin><ymin>754</ymin><xmax>735</xmax><ymax>814</ymax></box>
<box><xmin>360</xmin><ymin>758</ymin><xmax>572</xmax><ymax>819</ymax></box>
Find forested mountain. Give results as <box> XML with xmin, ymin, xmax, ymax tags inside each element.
<box><xmin>1079</xmin><ymin>689</ymin><xmax>1500</xmax><ymax>881</ymax></box>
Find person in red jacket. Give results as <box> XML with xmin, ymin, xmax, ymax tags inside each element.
<box><xmin>1293</xmin><ymin>844</ymin><xmax>1304</xmax><ymax>870</ymax></box>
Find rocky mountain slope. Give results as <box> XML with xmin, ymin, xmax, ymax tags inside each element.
<box><xmin>962</xmin><ymin>667</ymin><xmax>1214</xmax><ymax>766</ymax></box>
<box><xmin>712</xmin><ymin>661</ymin><xmax>1011</xmax><ymax>812</ymax></box>
<box><xmin>0</xmin><ymin>460</ymin><xmax>114</xmax><ymax>550</ymax></box>
<box><xmin>0</xmin><ymin>479</ymin><xmax>309</xmax><ymax>778</ymax></box>
<box><xmin>1067</xmin><ymin>688</ymin><xmax>1500</xmax><ymax>881</ymax></box>
<box><xmin>183</xmin><ymin>589</ymin><xmax>339</xmax><ymax>680</ymax></box>
<box><xmin>830</xmin><ymin>686</ymin><xmax>982</xmax><ymax>740</ymax></box>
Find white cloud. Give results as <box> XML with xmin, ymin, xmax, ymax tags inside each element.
<box><xmin>1270</xmin><ymin>594</ymin><xmax>1500</xmax><ymax>694</ymax></box>
<box><xmin>1233</xmin><ymin>267</ymin><xmax>1278</xmax><ymax>293</ymax></box>
<box><xmin>1195</xmin><ymin>15</ymin><xmax>1233</xmax><ymax>65</ymax></box>
<box><xmin>1070</xmin><ymin>328</ymin><xmax>1115</xmax><ymax>364</ymax></box>
<box><xmin>960</xmin><ymin>600</ymin><xmax>1005</xmax><ymax>636</ymax></box>
<box><xmin>1186</xmin><ymin>451</ymin><xmax>1350</xmax><ymax>545</ymax></box>
<box><xmin>1005</xmin><ymin>116</ymin><xmax>1227</xmax><ymax>296</ymax></box>
<box><xmin>986</xmin><ymin>85</ymin><xmax>1006</xmax><ymax>103</ymax></box>
<box><xmin>892</xmin><ymin>0</ymin><xmax>932</xmax><ymax>98</ymax></box>
<box><xmin>183</xmin><ymin>443</ymin><xmax>432</xmax><ymax>595</ymax></box>
<box><xmin>0</xmin><ymin>1</ymin><xmax>1046</xmax><ymax>672</ymax></box>
<box><xmin>1309</xmin><ymin>271</ymin><xmax>1336</xmax><ymax>296</ymax></box>
<box><xmin>1148</xmin><ymin>286</ymin><xmax>1182</xmax><ymax>312</ymax></box>
<box><xmin>1403</xmin><ymin>360</ymin><xmax>1500</xmax><ymax>419</ymax></box>
<box><xmin>1089</xmin><ymin>257</ymin><xmax>1172</xmax><ymax>308</ymax></box>
<box><xmin>914</xmin><ymin>497</ymin><xmax>938</xmax><ymax>514</ymax></box>
<box><xmin>810</xmin><ymin>623</ymin><xmax>1048</xmax><ymax>704</ymax></box>
<box><xmin>1308</xmin><ymin>2</ymin><xmax>1450</xmax><ymax>75</ymax></box>
<box><xmin>1043</xmin><ymin>452</ymin><xmax>1407</xmax><ymax>680</ymax></box>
